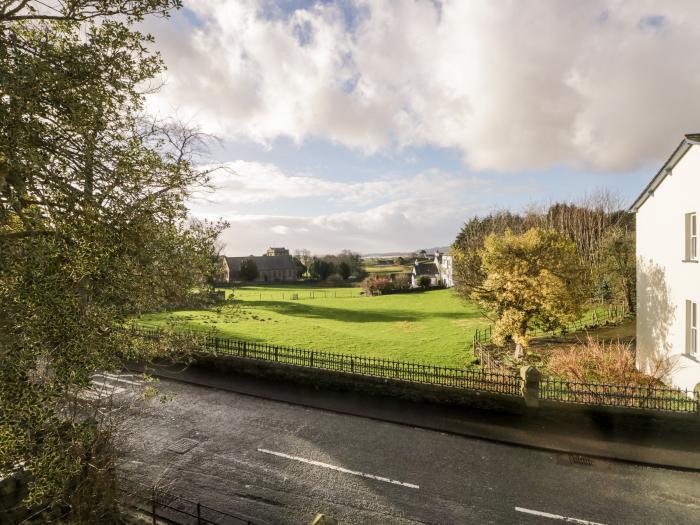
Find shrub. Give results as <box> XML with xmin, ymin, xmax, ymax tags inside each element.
<box><xmin>547</xmin><ymin>336</ymin><xmax>674</xmax><ymax>386</ymax></box>
<box><xmin>362</xmin><ymin>275</ymin><xmax>392</xmax><ymax>295</ymax></box>
<box><xmin>392</xmin><ymin>273</ymin><xmax>411</xmax><ymax>290</ymax></box>
<box><xmin>326</xmin><ymin>274</ymin><xmax>344</xmax><ymax>287</ymax></box>
<box><xmin>239</xmin><ymin>259</ymin><xmax>259</xmax><ymax>281</ymax></box>
<box><xmin>417</xmin><ymin>275</ymin><xmax>432</xmax><ymax>289</ymax></box>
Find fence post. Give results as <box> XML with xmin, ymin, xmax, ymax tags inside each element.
<box><xmin>310</xmin><ymin>351</ymin><xmax>314</xmax><ymax>368</ymax></box>
<box><xmin>520</xmin><ymin>366</ymin><xmax>541</xmax><ymax>408</ymax></box>
<box><xmin>197</xmin><ymin>502</ymin><xmax>202</xmax><ymax>525</ymax></box>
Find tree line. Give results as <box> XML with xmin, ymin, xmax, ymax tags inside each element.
<box><xmin>452</xmin><ymin>192</ymin><xmax>635</xmax><ymax>355</ymax></box>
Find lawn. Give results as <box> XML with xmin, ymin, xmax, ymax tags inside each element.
<box><xmin>365</xmin><ymin>264</ymin><xmax>411</xmax><ymax>275</ymax></box>
<box><xmin>139</xmin><ymin>285</ymin><xmax>486</xmax><ymax>368</ymax></box>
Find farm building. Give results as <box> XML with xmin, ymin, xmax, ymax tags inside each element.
<box><xmin>226</xmin><ymin>247</ymin><xmax>297</xmax><ymax>283</ymax></box>
<box><xmin>631</xmin><ymin>133</ymin><xmax>700</xmax><ymax>392</ymax></box>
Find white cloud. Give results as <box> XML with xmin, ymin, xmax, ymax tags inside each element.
<box><xmin>186</xmin><ymin>160</ymin><xmax>498</xmax><ymax>254</ymax></box>
<box><xmin>216</xmin><ymin>199</ymin><xmax>472</xmax><ymax>255</ymax></box>
<box><xmin>146</xmin><ymin>0</ymin><xmax>700</xmax><ymax>173</ymax></box>
<box><xmin>188</xmin><ymin>160</ymin><xmax>478</xmax><ymax>207</ymax></box>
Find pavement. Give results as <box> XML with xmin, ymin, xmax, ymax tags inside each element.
<box><xmin>99</xmin><ymin>369</ymin><xmax>700</xmax><ymax>525</ymax></box>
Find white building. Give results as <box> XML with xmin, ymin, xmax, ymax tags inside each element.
<box><xmin>631</xmin><ymin>133</ymin><xmax>700</xmax><ymax>392</ymax></box>
<box><xmin>410</xmin><ymin>252</ymin><xmax>454</xmax><ymax>288</ymax></box>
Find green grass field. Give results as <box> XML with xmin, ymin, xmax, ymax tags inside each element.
<box><xmin>139</xmin><ymin>284</ymin><xmax>485</xmax><ymax>367</ymax></box>
<box><xmin>365</xmin><ymin>264</ymin><xmax>411</xmax><ymax>275</ymax></box>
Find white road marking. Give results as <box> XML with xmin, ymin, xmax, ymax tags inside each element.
<box><xmin>257</xmin><ymin>448</ymin><xmax>419</xmax><ymax>489</ymax></box>
<box><xmin>515</xmin><ymin>507</ymin><xmax>606</xmax><ymax>525</ymax></box>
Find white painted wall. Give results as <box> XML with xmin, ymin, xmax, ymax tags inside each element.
<box><xmin>636</xmin><ymin>145</ymin><xmax>700</xmax><ymax>392</ymax></box>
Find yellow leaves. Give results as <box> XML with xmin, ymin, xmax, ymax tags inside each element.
<box><xmin>471</xmin><ymin>228</ymin><xmax>591</xmax><ymax>347</ymax></box>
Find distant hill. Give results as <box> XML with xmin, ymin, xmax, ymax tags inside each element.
<box><xmin>362</xmin><ymin>246</ymin><xmax>450</xmax><ymax>258</ymax></box>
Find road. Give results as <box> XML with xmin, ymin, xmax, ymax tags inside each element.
<box><xmin>97</xmin><ymin>372</ymin><xmax>700</xmax><ymax>525</ymax></box>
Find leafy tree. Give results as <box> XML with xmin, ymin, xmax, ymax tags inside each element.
<box><xmin>597</xmin><ymin>226</ymin><xmax>635</xmax><ymax>312</ymax></box>
<box><xmin>239</xmin><ymin>259</ymin><xmax>259</xmax><ymax>282</ymax></box>
<box><xmin>338</xmin><ymin>261</ymin><xmax>351</xmax><ymax>280</ymax></box>
<box><xmin>465</xmin><ymin>228</ymin><xmax>591</xmax><ymax>355</ymax></box>
<box><xmin>417</xmin><ymin>275</ymin><xmax>432</xmax><ymax>289</ymax></box>
<box><xmin>0</xmin><ymin>1</ymin><xmax>225</xmax><ymax>520</ymax></box>
<box><xmin>310</xmin><ymin>258</ymin><xmax>335</xmax><ymax>280</ymax></box>
<box><xmin>293</xmin><ymin>256</ymin><xmax>306</xmax><ymax>278</ymax></box>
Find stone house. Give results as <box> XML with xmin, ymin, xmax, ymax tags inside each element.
<box><xmin>225</xmin><ymin>247</ymin><xmax>298</xmax><ymax>283</ymax></box>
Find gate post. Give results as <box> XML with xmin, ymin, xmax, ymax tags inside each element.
<box><xmin>520</xmin><ymin>366</ymin><xmax>541</xmax><ymax>408</ymax></box>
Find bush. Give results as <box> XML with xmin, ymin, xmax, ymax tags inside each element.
<box><xmin>417</xmin><ymin>275</ymin><xmax>432</xmax><ymax>289</ymax></box>
<box><xmin>546</xmin><ymin>336</ymin><xmax>674</xmax><ymax>386</ymax></box>
<box><xmin>326</xmin><ymin>274</ymin><xmax>344</xmax><ymax>287</ymax></box>
<box><xmin>362</xmin><ymin>275</ymin><xmax>392</xmax><ymax>295</ymax></box>
<box><xmin>392</xmin><ymin>273</ymin><xmax>411</xmax><ymax>290</ymax></box>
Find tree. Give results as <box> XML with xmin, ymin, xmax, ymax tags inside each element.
<box><xmin>338</xmin><ymin>261</ymin><xmax>351</xmax><ymax>280</ymax></box>
<box><xmin>598</xmin><ymin>226</ymin><xmax>636</xmax><ymax>312</ymax></box>
<box><xmin>310</xmin><ymin>258</ymin><xmax>335</xmax><ymax>280</ymax></box>
<box><xmin>465</xmin><ymin>228</ymin><xmax>591</xmax><ymax>356</ymax></box>
<box><xmin>293</xmin><ymin>248</ymin><xmax>311</xmax><ymax>277</ymax></box>
<box><xmin>1</xmin><ymin>1</ymin><xmax>225</xmax><ymax>519</ymax></box>
<box><xmin>239</xmin><ymin>259</ymin><xmax>259</xmax><ymax>282</ymax></box>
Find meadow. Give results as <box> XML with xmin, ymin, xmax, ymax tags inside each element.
<box><xmin>139</xmin><ymin>284</ymin><xmax>485</xmax><ymax>367</ymax></box>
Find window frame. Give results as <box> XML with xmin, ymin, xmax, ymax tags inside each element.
<box><xmin>685</xmin><ymin>212</ymin><xmax>698</xmax><ymax>261</ymax></box>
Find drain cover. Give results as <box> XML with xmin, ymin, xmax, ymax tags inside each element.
<box><xmin>167</xmin><ymin>438</ymin><xmax>199</xmax><ymax>454</ymax></box>
<box><xmin>568</xmin><ymin>454</ymin><xmax>594</xmax><ymax>466</ymax></box>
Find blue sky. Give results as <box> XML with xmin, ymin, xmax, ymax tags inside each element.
<box><xmin>144</xmin><ymin>1</ymin><xmax>700</xmax><ymax>255</ymax></box>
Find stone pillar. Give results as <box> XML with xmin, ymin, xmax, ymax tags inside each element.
<box><xmin>520</xmin><ymin>365</ymin><xmax>541</xmax><ymax>408</ymax></box>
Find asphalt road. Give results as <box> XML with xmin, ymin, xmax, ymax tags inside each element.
<box><xmin>98</xmin><ymin>372</ymin><xmax>700</xmax><ymax>525</ymax></box>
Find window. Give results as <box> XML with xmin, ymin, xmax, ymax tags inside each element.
<box><xmin>686</xmin><ymin>300</ymin><xmax>697</xmax><ymax>356</ymax></box>
<box><xmin>685</xmin><ymin>212</ymin><xmax>697</xmax><ymax>261</ymax></box>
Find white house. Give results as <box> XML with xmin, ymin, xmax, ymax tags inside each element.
<box><xmin>631</xmin><ymin>133</ymin><xmax>700</xmax><ymax>392</ymax></box>
<box><xmin>410</xmin><ymin>251</ymin><xmax>454</xmax><ymax>288</ymax></box>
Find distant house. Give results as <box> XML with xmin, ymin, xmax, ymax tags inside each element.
<box><xmin>226</xmin><ymin>247</ymin><xmax>297</xmax><ymax>283</ymax></box>
<box><xmin>434</xmin><ymin>252</ymin><xmax>454</xmax><ymax>288</ymax></box>
<box><xmin>631</xmin><ymin>133</ymin><xmax>700</xmax><ymax>392</ymax></box>
<box><xmin>410</xmin><ymin>251</ymin><xmax>454</xmax><ymax>288</ymax></box>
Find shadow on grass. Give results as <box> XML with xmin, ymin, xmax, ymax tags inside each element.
<box><xmin>242</xmin><ymin>299</ymin><xmax>478</xmax><ymax>323</ymax></box>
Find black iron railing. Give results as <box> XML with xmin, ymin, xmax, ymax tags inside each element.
<box><xmin>120</xmin><ymin>480</ymin><xmax>261</xmax><ymax>525</ymax></box>
<box><xmin>133</xmin><ymin>326</ymin><xmax>521</xmax><ymax>396</ymax></box>
<box><xmin>131</xmin><ymin>326</ymin><xmax>698</xmax><ymax>413</ymax></box>
<box><xmin>539</xmin><ymin>378</ymin><xmax>697</xmax><ymax>412</ymax></box>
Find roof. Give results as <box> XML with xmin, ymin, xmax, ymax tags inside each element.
<box><xmin>413</xmin><ymin>261</ymin><xmax>438</xmax><ymax>276</ymax></box>
<box><xmin>630</xmin><ymin>133</ymin><xmax>700</xmax><ymax>212</ymax></box>
<box><xmin>226</xmin><ymin>255</ymin><xmax>296</xmax><ymax>272</ymax></box>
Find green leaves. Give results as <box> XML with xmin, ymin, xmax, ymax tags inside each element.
<box><xmin>1</xmin><ymin>1</ymin><xmax>225</xmax><ymax>518</ymax></box>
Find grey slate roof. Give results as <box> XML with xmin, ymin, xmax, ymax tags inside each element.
<box><xmin>413</xmin><ymin>261</ymin><xmax>438</xmax><ymax>276</ymax></box>
<box><xmin>226</xmin><ymin>254</ymin><xmax>296</xmax><ymax>273</ymax></box>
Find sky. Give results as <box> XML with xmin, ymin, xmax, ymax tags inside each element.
<box><xmin>142</xmin><ymin>0</ymin><xmax>700</xmax><ymax>256</ymax></box>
